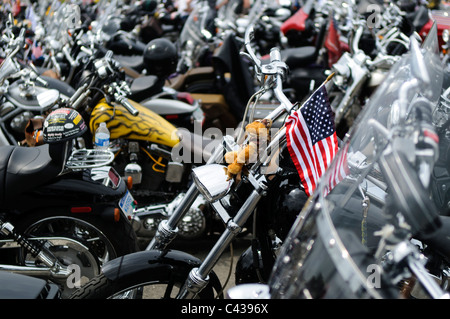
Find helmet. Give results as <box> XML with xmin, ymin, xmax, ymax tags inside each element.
<box><xmin>43</xmin><ymin>108</ymin><xmax>87</xmax><ymax>144</ymax></box>
<box><xmin>143</xmin><ymin>38</ymin><xmax>178</xmax><ymax>78</ymax></box>
<box><xmin>101</xmin><ymin>18</ymin><xmax>121</xmax><ymax>37</ymax></box>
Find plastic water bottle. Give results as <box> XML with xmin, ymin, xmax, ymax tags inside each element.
<box><xmin>94</xmin><ymin>122</ymin><xmax>110</xmax><ymax>149</ymax></box>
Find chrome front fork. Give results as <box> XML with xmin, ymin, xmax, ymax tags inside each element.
<box><xmin>145</xmin><ymin>135</ymin><xmax>266</xmax><ymax>298</ymax></box>
<box><xmin>177</xmin><ymin>189</ymin><xmax>263</xmax><ymax>299</ymax></box>
<box><xmin>145</xmin><ymin>184</ymin><xmax>201</xmax><ymax>251</ymax></box>
<box><xmin>146</xmin><ymin>136</ymin><xmax>235</xmax><ymax>251</ymax></box>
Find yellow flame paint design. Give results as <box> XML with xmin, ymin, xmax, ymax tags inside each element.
<box><xmin>90</xmin><ymin>99</ymin><xmax>180</xmax><ymax>148</ymax></box>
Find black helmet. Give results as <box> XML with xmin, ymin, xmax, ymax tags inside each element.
<box><xmin>143</xmin><ymin>38</ymin><xmax>178</xmax><ymax>78</ymax></box>
<box><xmin>43</xmin><ymin>108</ymin><xmax>87</xmax><ymax>144</ymax></box>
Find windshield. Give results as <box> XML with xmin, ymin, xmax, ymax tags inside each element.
<box><xmin>179</xmin><ymin>5</ymin><xmax>206</xmax><ymax>49</ymax></box>
<box><xmin>217</xmin><ymin>0</ymin><xmax>242</xmax><ymax>24</ymax></box>
<box><xmin>177</xmin><ymin>1</ymin><xmax>217</xmax><ymax>70</ymax></box>
<box><xmin>318</xmin><ymin>34</ymin><xmax>443</xmax><ymax>222</ymax></box>
<box><xmin>92</xmin><ymin>0</ymin><xmax>120</xmax><ymax>35</ymax></box>
<box><xmin>178</xmin><ymin>0</ymin><xmax>216</xmax><ymax>49</ymax></box>
<box><xmin>268</xmin><ymin>26</ymin><xmax>445</xmax><ymax>298</ymax></box>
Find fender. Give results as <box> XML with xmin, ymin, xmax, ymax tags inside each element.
<box><xmin>101</xmin><ymin>249</ymin><xmax>222</xmax><ymax>295</ymax></box>
<box><xmin>40</xmin><ymin>75</ymin><xmax>76</xmax><ymax>98</ymax></box>
<box><xmin>140</xmin><ymin>98</ymin><xmax>198</xmax><ymax>115</ymax></box>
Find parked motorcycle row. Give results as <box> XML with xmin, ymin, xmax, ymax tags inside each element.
<box><xmin>0</xmin><ymin>0</ymin><xmax>449</xmax><ymax>300</ymax></box>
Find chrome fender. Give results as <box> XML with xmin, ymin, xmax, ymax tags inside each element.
<box><xmin>140</xmin><ymin>98</ymin><xmax>198</xmax><ymax>115</ymax></box>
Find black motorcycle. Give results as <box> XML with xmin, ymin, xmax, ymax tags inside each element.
<box><xmin>0</xmin><ymin>108</ymin><xmax>138</xmax><ymax>298</ymax></box>
<box><xmin>228</xmin><ymin>24</ymin><xmax>450</xmax><ymax>299</ymax></box>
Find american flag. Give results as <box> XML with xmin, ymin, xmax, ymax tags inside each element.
<box><xmin>324</xmin><ymin>141</ymin><xmax>350</xmax><ymax>195</ymax></box>
<box><xmin>286</xmin><ymin>85</ymin><xmax>338</xmax><ymax>196</ymax></box>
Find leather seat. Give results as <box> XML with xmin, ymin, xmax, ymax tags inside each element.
<box><xmin>281</xmin><ymin>19</ymin><xmax>328</xmax><ymax>69</ymax></box>
<box><xmin>129</xmin><ymin>75</ymin><xmax>164</xmax><ymax>102</ymax></box>
<box><xmin>0</xmin><ymin>144</ymin><xmax>63</xmax><ymax>204</ymax></box>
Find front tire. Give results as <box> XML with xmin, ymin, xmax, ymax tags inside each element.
<box><xmin>69</xmin><ymin>250</ymin><xmax>221</xmax><ymax>299</ymax></box>
<box><xmin>69</xmin><ymin>271</ymin><xmax>215</xmax><ymax>299</ymax></box>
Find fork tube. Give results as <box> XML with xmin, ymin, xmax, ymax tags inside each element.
<box><xmin>177</xmin><ymin>190</ymin><xmax>263</xmax><ymax>299</ymax></box>
<box><xmin>146</xmin><ymin>141</ymin><xmax>225</xmax><ymax>251</ymax></box>
<box><xmin>145</xmin><ymin>184</ymin><xmax>200</xmax><ymax>251</ymax></box>
<box><xmin>199</xmin><ymin>190</ymin><xmax>262</xmax><ymax>274</ymax></box>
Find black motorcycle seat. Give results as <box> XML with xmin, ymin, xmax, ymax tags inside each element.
<box><xmin>129</xmin><ymin>75</ymin><xmax>164</xmax><ymax>101</ymax></box>
<box><xmin>279</xmin><ymin>20</ymin><xmax>328</xmax><ymax>70</ymax></box>
<box><xmin>287</xmin><ymin>66</ymin><xmax>328</xmax><ymax>88</ymax></box>
<box><xmin>113</xmin><ymin>54</ymin><xmax>145</xmax><ymax>73</ymax></box>
<box><xmin>0</xmin><ymin>144</ymin><xmax>62</xmax><ymax>204</ymax></box>
<box><xmin>281</xmin><ymin>46</ymin><xmax>317</xmax><ymax>69</ymax></box>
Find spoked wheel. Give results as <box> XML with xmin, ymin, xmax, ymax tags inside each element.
<box><xmin>13</xmin><ymin>212</ymin><xmax>138</xmax><ymax>298</ymax></box>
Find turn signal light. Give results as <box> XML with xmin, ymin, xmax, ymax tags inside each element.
<box><xmin>126</xmin><ymin>176</ymin><xmax>133</xmax><ymax>190</ymax></box>
<box><xmin>114</xmin><ymin>208</ymin><xmax>121</xmax><ymax>222</ymax></box>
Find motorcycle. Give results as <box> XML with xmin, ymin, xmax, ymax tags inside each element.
<box><xmin>323</xmin><ymin>3</ymin><xmax>424</xmax><ymax>139</ymax></box>
<box><xmin>0</xmin><ymin>25</ymin><xmax>76</xmax><ymax>147</ymax></box>
<box><xmin>175</xmin><ymin>0</ymin><xmax>219</xmax><ymax>74</ymax></box>
<box><xmin>0</xmin><ymin>14</ymin><xmax>219</xmax><ymax>243</ymax></box>
<box><xmin>0</xmin><ymin>107</ymin><xmax>139</xmax><ymax>299</ymax></box>
<box><xmin>54</xmin><ymin>48</ymin><xmax>228</xmax><ymax>241</ymax></box>
<box><xmin>166</xmin><ymin>0</ymin><xmax>259</xmax><ymax>130</ymax></box>
<box><xmin>30</xmin><ymin>1</ymin><xmax>205</xmax><ymax>132</ymax></box>
<box><xmin>70</xmin><ymin>0</ymin><xmax>253</xmax><ymax>133</ymax></box>
<box><xmin>228</xmin><ymin>24</ymin><xmax>450</xmax><ymax>299</ymax></box>
<box><xmin>69</xmin><ymin>22</ymin><xmax>311</xmax><ymax>299</ymax></box>
<box><xmin>279</xmin><ymin>0</ymin><xmax>317</xmax><ymax>48</ymax></box>
<box><xmin>252</xmin><ymin>0</ymin><xmax>351</xmax><ymax>110</ymax></box>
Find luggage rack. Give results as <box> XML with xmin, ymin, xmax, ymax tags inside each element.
<box><xmin>66</xmin><ymin>149</ymin><xmax>115</xmax><ymax>169</ymax></box>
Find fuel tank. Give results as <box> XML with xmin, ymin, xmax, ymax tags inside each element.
<box><xmin>90</xmin><ymin>99</ymin><xmax>180</xmax><ymax>148</ymax></box>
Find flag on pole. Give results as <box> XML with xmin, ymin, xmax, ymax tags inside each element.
<box><xmin>286</xmin><ymin>84</ymin><xmax>338</xmax><ymax>196</ymax></box>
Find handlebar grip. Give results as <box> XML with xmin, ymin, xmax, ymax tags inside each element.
<box><xmin>118</xmin><ymin>96</ymin><xmax>139</xmax><ymax>116</ymax></box>
<box><xmin>35</xmin><ymin>76</ymin><xmax>48</xmax><ymax>87</ymax></box>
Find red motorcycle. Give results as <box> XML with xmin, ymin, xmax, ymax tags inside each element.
<box><xmin>419</xmin><ymin>5</ymin><xmax>450</xmax><ymax>49</ymax></box>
